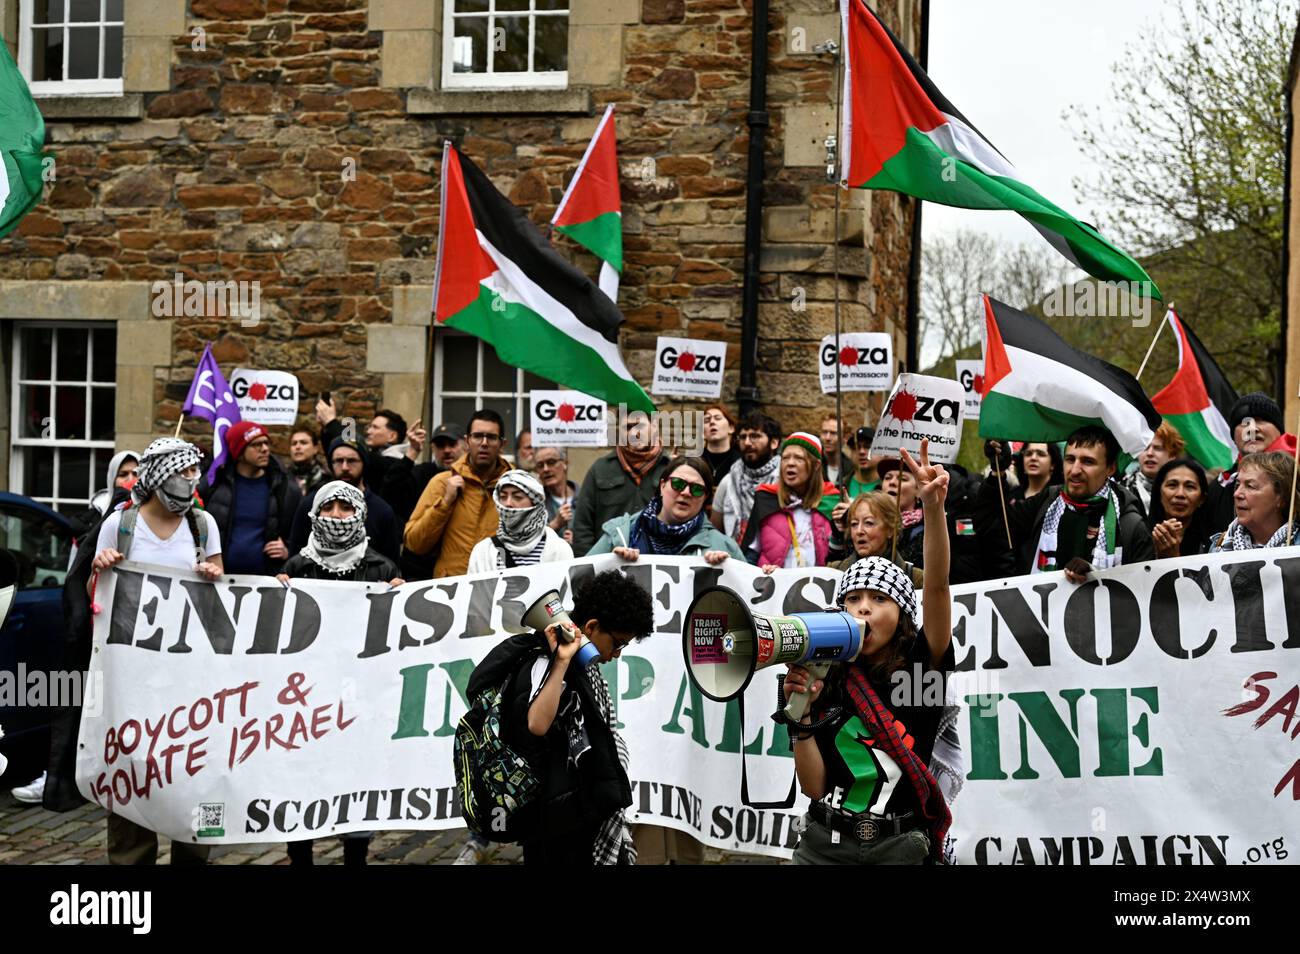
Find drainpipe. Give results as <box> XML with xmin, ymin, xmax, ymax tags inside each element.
<box><xmin>737</xmin><ymin>0</ymin><xmax>771</xmax><ymax>418</ymax></box>
<box><xmin>905</xmin><ymin>0</ymin><xmax>931</xmax><ymax>374</ymax></box>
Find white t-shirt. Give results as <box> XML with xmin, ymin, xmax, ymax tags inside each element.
<box><xmin>95</xmin><ymin>508</ymin><xmax>222</xmax><ymax>570</ymax></box>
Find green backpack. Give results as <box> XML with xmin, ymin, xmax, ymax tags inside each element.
<box><xmin>453</xmin><ymin>636</ymin><xmax>546</xmax><ymax>842</ymax></box>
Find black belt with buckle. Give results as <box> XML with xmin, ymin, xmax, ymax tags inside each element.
<box><xmin>808</xmin><ymin>801</ymin><xmax>919</xmax><ymax>842</ymax></box>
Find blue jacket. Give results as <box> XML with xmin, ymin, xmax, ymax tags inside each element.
<box><xmin>587</xmin><ymin>510</ymin><xmax>745</xmax><ymax>559</ymax></box>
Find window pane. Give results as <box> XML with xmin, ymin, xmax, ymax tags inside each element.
<box><xmin>67</xmin><ymin>27</ymin><xmax>100</xmax><ymax>80</ymax></box>
<box><xmin>482</xmin><ymin>345</ymin><xmax>515</xmax><ymax>392</ymax></box>
<box><xmin>535</xmin><ymin>15</ymin><xmax>567</xmax><ymax>71</ymax></box>
<box><xmin>90</xmin><ymin>386</ymin><xmax>114</xmax><ymax>441</ymax></box>
<box><xmin>105</xmin><ymin>0</ymin><xmax>123</xmax><ymax>20</ymax></box>
<box><xmin>22</xmin><ymin>448</ymin><xmax>55</xmax><ymax>500</ymax></box>
<box><xmin>54</xmin><ymin>386</ymin><xmax>87</xmax><ymax>440</ymax></box>
<box><xmin>94</xmin><ymin>448</ymin><xmax>114</xmax><ymax>493</ymax></box>
<box><xmin>19</xmin><ymin>386</ymin><xmax>51</xmax><ymax>439</ymax></box>
<box><xmin>34</xmin><ymin>1</ymin><xmax>65</xmax><ymax>25</ymax></box>
<box><xmin>441</xmin><ymin>336</ymin><xmax>478</xmax><ymax>391</ymax></box>
<box><xmin>60</xmin><ymin>449</ymin><xmax>92</xmax><ymax>501</ymax></box>
<box><xmin>31</xmin><ymin>27</ymin><xmax>63</xmax><ymax>83</ymax></box>
<box><xmin>68</xmin><ymin>0</ymin><xmax>98</xmax><ymax>21</ymax></box>
<box><xmin>523</xmin><ymin>370</ymin><xmax>553</xmax><ymax>392</ymax></box>
<box><xmin>536</xmin><ymin>0</ymin><xmax>568</xmax><ymax>9</ymax></box>
<box><xmin>453</xmin><ymin>0</ymin><xmax>488</xmax><ymax>12</ymax></box>
<box><xmin>494</xmin><ymin>16</ymin><xmax>529</xmax><ymax>72</ymax></box>
<box><xmin>482</xmin><ymin>398</ymin><xmax>516</xmax><ymax>445</ymax></box>
<box><xmin>21</xmin><ymin>327</ymin><xmax>53</xmax><ymax>380</ymax></box>
<box><xmin>497</xmin><ymin>0</ymin><xmax>528</xmax><ymax>11</ymax></box>
<box><xmin>440</xmin><ymin>398</ymin><xmax>476</xmax><ymax>435</ymax></box>
<box><xmin>103</xmin><ymin>26</ymin><xmax>122</xmax><ymax>79</ymax></box>
<box><xmin>91</xmin><ymin>327</ymin><xmax>115</xmax><ymax>382</ymax></box>
<box><xmin>0</xmin><ymin>504</ymin><xmax>72</xmax><ymax>587</ymax></box>
<box><xmin>452</xmin><ymin>17</ymin><xmax>487</xmax><ymax>73</ymax></box>
<box><xmin>56</xmin><ymin>328</ymin><xmax>89</xmax><ymax>381</ymax></box>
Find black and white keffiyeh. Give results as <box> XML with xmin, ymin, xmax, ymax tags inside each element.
<box><xmin>131</xmin><ymin>438</ymin><xmax>201</xmax><ymax>506</ymax></box>
<box><xmin>1220</xmin><ymin>517</ymin><xmax>1299</xmax><ymax>552</ymax></box>
<box><xmin>587</xmin><ymin>665</ymin><xmax>637</xmax><ymax>866</ymax></box>
<box><xmin>834</xmin><ymin>555</ymin><xmax>921</xmax><ymax>629</ymax></box>
<box><xmin>722</xmin><ymin>454</ymin><xmax>780</xmax><ymax>537</ymax></box>
<box><xmin>302</xmin><ymin>481</ymin><xmax>370</xmax><ymax>573</ymax></box>
<box><xmin>494</xmin><ymin>470</ymin><xmax>548</xmax><ymax>553</ymax></box>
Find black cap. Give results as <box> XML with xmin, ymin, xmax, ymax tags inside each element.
<box><xmin>1228</xmin><ymin>392</ymin><xmax>1283</xmax><ymax>433</ymax></box>
<box><xmin>431</xmin><ymin>422</ymin><xmax>465</xmax><ymax>444</ymax></box>
<box><xmin>848</xmin><ymin>425</ymin><xmax>875</xmax><ymax>448</ymax></box>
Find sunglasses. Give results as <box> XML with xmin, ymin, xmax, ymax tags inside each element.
<box><xmin>668</xmin><ymin>476</ymin><xmax>706</xmax><ymax>498</ymax></box>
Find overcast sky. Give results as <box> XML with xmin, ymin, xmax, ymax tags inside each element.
<box><xmin>921</xmin><ymin>0</ymin><xmax>1169</xmax><ymax>248</ymax></box>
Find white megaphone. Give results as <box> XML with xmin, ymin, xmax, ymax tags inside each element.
<box><xmin>684</xmin><ymin>586</ymin><xmax>864</xmax><ymax>723</ymax></box>
<box><xmin>522</xmin><ymin>590</ymin><xmax>601</xmax><ymax>669</ymax></box>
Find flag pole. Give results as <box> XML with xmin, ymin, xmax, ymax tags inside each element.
<box><xmin>174</xmin><ymin>414</ymin><xmax>184</xmax><ymax>438</ymax></box>
<box><xmin>1287</xmin><ymin>398</ymin><xmax>1300</xmax><ymax>546</ymax></box>
<box><xmin>995</xmin><ymin>459</ymin><xmax>1013</xmax><ymax>549</ymax></box>
<box><xmin>1135</xmin><ymin>302</ymin><xmax>1174</xmax><ymax>381</ymax></box>
<box><xmin>830</xmin><ymin>37</ymin><xmax>845</xmax><ymax>487</ymax></box>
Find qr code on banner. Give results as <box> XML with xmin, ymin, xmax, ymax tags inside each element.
<box><xmin>196</xmin><ymin>803</ymin><xmax>225</xmax><ymax>838</ymax></box>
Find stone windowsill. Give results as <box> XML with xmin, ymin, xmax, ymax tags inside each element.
<box><xmin>36</xmin><ymin>94</ymin><xmax>144</xmax><ymax>121</ymax></box>
<box><xmin>406</xmin><ymin>87</ymin><xmax>591</xmax><ymax>116</ymax></box>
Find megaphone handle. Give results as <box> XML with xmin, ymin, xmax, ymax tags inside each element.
<box><xmin>782</xmin><ymin>661</ymin><xmax>832</xmax><ymax>723</ymax></box>
<box><xmin>554</xmin><ymin>621</ymin><xmax>578</xmax><ymax>644</ymax></box>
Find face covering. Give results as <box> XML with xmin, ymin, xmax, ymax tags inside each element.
<box><xmin>157</xmin><ymin>473</ymin><xmax>199</xmax><ymax>513</ymax></box>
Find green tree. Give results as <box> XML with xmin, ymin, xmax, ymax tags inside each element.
<box><xmin>1067</xmin><ymin>0</ymin><xmax>1297</xmax><ymax>394</ymax></box>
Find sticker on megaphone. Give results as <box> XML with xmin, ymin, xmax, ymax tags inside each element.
<box><xmin>524</xmin><ymin>589</ymin><xmax>600</xmax><ymax>668</ymax></box>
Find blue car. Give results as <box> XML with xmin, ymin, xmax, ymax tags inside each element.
<box><xmin>0</xmin><ymin>492</ymin><xmax>73</xmax><ymax>784</ymax></box>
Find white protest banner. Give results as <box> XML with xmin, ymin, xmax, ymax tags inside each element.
<box><xmin>818</xmin><ymin>332</ymin><xmax>893</xmax><ymax>393</ymax></box>
<box><xmin>229</xmin><ymin>369</ymin><xmax>299</xmax><ymax>426</ymax></box>
<box><xmin>78</xmin><ymin>550</ymin><xmax>1299</xmax><ymax>864</ymax></box>
<box><xmin>530</xmin><ymin>389</ymin><xmax>607</xmax><ymax>448</ymax></box>
<box><xmin>652</xmin><ymin>336</ymin><xmax>726</xmax><ymax>398</ymax></box>
<box><xmin>955</xmin><ymin>359</ymin><xmax>984</xmax><ymax>420</ymax></box>
<box><xmin>868</xmin><ymin>372</ymin><xmax>966</xmax><ymax>464</ymax></box>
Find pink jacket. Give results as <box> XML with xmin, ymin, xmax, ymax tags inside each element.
<box><xmin>755</xmin><ymin>506</ymin><xmax>833</xmax><ymax>567</ymax></box>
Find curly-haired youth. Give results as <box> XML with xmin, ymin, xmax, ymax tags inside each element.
<box><xmin>570</xmin><ymin>570</ymin><xmax>654</xmax><ymax>641</ymax></box>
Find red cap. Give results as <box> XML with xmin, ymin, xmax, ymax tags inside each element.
<box><xmin>225</xmin><ymin>421</ymin><xmax>268</xmax><ymax>460</ymax></box>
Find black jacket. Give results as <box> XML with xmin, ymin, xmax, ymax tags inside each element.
<box><xmin>200</xmin><ymin>456</ymin><xmax>302</xmax><ymax>574</ymax></box>
<box><xmin>975</xmin><ymin>477</ymin><xmax>1156</xmax><ymax>575</ymax></box>
<box><xmin>281</xmin><ymin>549</ymin><xmax>399</xmax><ymax>583</ymax></box>
<box><xmin>288</xmin><ymin>484</ymin><xmax>402</xmax><ymax>564</ymax></box>
<box><xmin>468</xmin><ymin>632</ymin><xmax>632</xmax><ymax>841</ymax></box>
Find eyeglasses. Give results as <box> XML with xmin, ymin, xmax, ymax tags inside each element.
<box><xmin>668</xmin><ymin>476</ymin><xmax>706</xmax><ymax>498</ymax></box>
<box><xmin>467</xmin><ymin>432</ymin><xmax>502</xmax><ymax>444</ymax></box>
<box><xmin>535</xmin><ymin>458</ymin><xmax>563</xmax><ymax>469</ymax></box>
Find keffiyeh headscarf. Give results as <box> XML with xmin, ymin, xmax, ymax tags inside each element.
<box><xmin>303</xmin><ymin>481</ymin><xmax>369</xmax><ymax>573</ymax></box>
<box><xmin>131</xmin><ymin>438</ymin><xmax>202</xmax><ymax>508</ymax></box>
<box><xmin>493</xmin><ymin>470</ymin><xmax>547</xmax><ymax>553</ymax></box>
<box><xmin>1033</xmin><ymin>482</ymin><xmax>1122</xmax><ymax>574</ymax></box>
<box><xmin>1220</xmin><ymin>518</ymin><xmax>1299</xmax><ymax>552</ymax></box>
<box><xmin>834</xmin><ymin>555</ymin><xmax>921</xmax><ymax>629</ymax></box>
<box><xmin>723</xmin><ymin>453</ymin><xmax>780</xmax><ymax>539</ymax></box>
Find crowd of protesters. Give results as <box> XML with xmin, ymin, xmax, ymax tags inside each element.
<box><xmin>23</xmin><ymin>383</ymin><xmax>1300</xmax><ymax>867</ymax></box>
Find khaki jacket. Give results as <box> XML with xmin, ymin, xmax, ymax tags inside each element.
<box><xmin>404</xmin><ymin>454</ymin><xmax>511</xmax><ymax>577</ymax></box>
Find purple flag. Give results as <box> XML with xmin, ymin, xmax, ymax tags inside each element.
<box><xmin>183</xmin><ymin>344</ymin><xmax>242</xmax><ymax>482</ymax></box>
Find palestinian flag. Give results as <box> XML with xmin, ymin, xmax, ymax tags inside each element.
<box><xmin>1150</xmin><ymin>311</ymin><xmax>1237</xmax><ymax>471</ymax></box>
<box><xmin>0</xmin><ymin>40</ymin><xmax>45</xmax><ymax>240</ymax></box>
<box><xmin>552</xmin><ymin>103</ymin><xmax>622</xmax><ymax>300</ymax></box>
<box><xmin>433</xmin><ymin>142</ymin><xmax>653</xmax><ymax>414</ymax></box>
<box><xmin>839</xmin><ymin>0</ymin><xmax>1159</xmax><ymax>296</ymax></box>
<box><xmin>978</xmin><ymin>296</ymin><xmax>1161</xmax><ymax>454</ymax></box>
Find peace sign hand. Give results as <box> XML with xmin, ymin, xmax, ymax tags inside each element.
<box><xmin>900</xmin><ymin>438</ymin><xmax>949</xmax><ymax>509</ymax></box>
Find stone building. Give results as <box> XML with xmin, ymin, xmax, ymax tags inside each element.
<box><xmin>0</xmin><ymin>0</ymin><xmax>919</xmax><ymax>512</ymax></box>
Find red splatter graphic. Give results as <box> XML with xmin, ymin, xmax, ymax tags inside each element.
<box><xmin>677</xmin><ymin>352</ymin><xmax>697</xmax><ymax>372</ymax></box>
<box><xmin>248</xmin><ymin>382</ymin><xmax>268</xmax><ymax>401</ymax></box>
<box><xmin>888</xmin><ymin>388</ymin><xmax>918</xmax><ymax>422</ymax></box>
<box><xmin>973</xmin><ymin>373</ymin><xmax>985</xmax><ymax>394</ymax></box>
<box><xmin>838</xmin><ymin>346</ymin><xmax>858</xmax><ymax>367</ymax></box>
<box><xmin>557</xmin><ymin>403</ymin><xmax>576</xmax><ymax>423</ymax></box>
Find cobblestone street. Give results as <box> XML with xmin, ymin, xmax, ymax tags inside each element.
<box><xmin>0</xmin><ymin>792</ymin><xmax>777</xmax><ymax>865</ymax></box>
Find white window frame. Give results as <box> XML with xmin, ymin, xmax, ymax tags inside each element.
<box><xmin>441</xmin><ymin>0</ymin><xmax>568</xmax><ymax>91</ymax></box>
<box><xmin>18</xmin><ymin>0</ymin><xmax>126</xmax><ymax>97</ymax></box>
<box><xmin>432</xmin><ymin>328</ymin><xmax>553</xmax><ymax>449</ymax></box>
<box><xmin>10</xmin><ymin>322</ymin><xmax>117</xmax><ymax>511</ymax></box>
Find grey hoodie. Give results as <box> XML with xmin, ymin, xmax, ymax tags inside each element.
<box><xmin>90</xmin><ymin>449</ymin><xmax>140</xmax><ymax>515</ymax></box>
